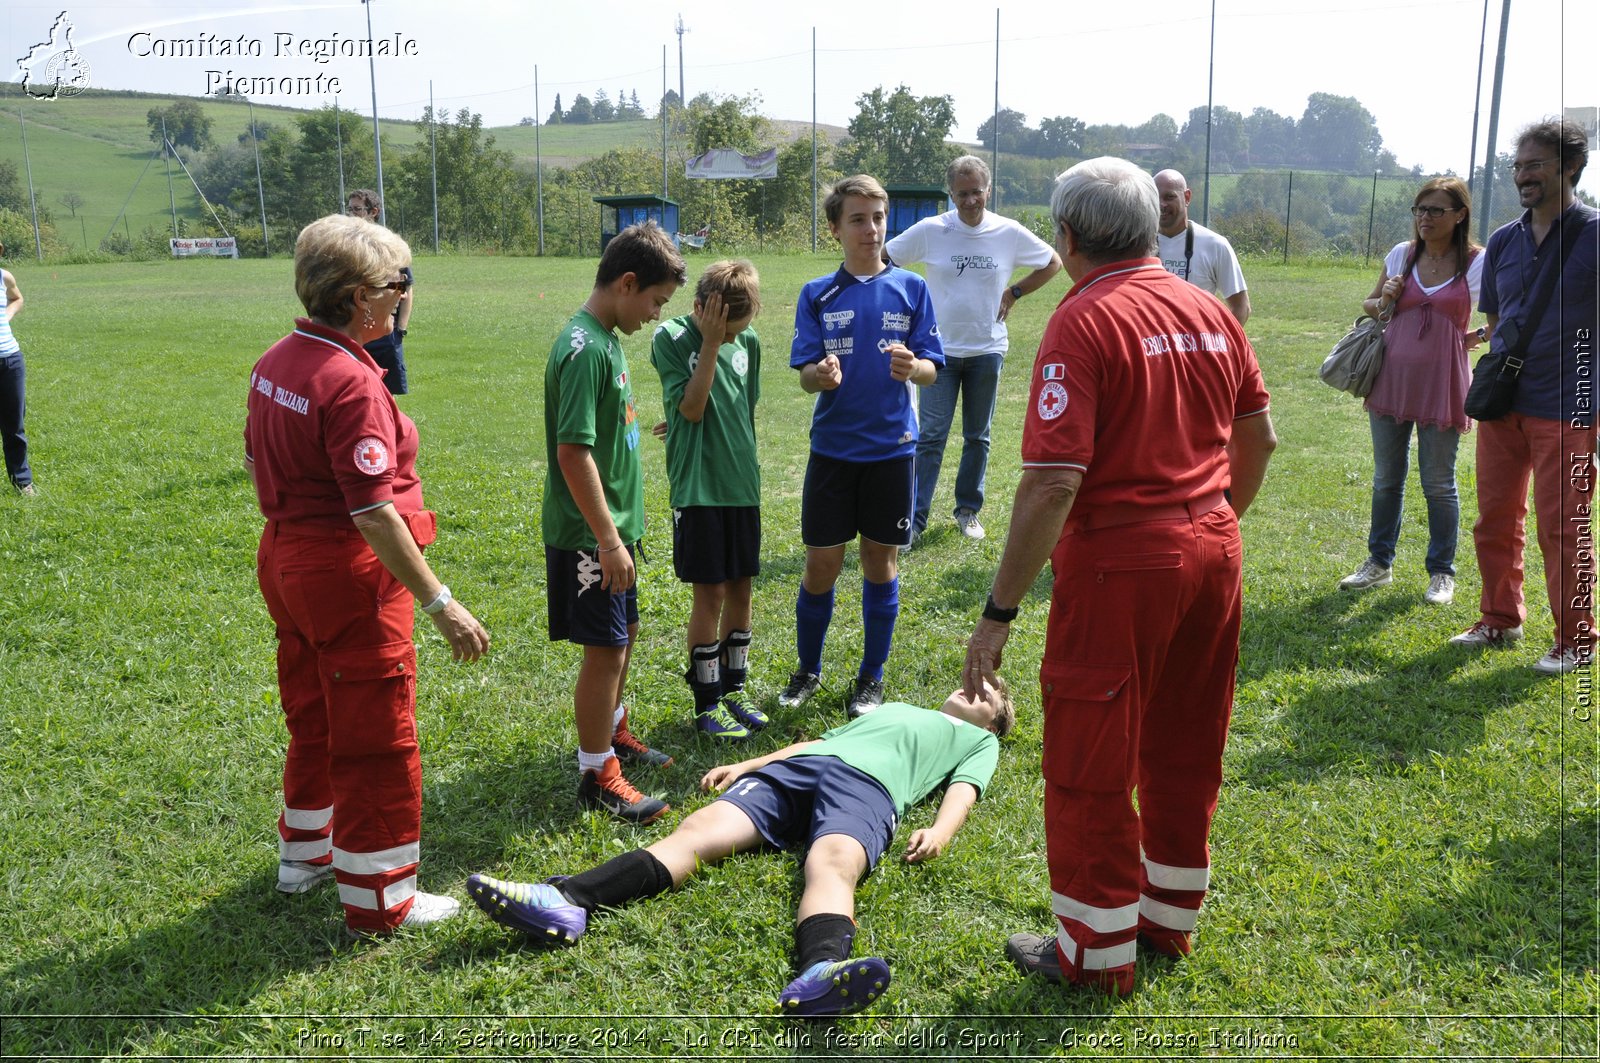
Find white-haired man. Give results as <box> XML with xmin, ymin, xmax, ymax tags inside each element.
<box><xmin>964</xmin><ymin>157</ymin><xmax>1275</xmax><ymax>995</ymax></box>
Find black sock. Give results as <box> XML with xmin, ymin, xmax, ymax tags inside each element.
<box><xmin>794</xmin><ymin>912</ymin><xmax>856</xmax><ymax>971</ymax></box>
<box><xmin>557</xmin><ymin>849</ymin><xmax>672</xmax><ymax>912</ymax></box>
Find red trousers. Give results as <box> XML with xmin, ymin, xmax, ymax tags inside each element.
<box><xmin>1039</xmin><ymin>504</ymin><xmax>1242</xmax><ymax>992</ymax></box>
<box><xmin>258</xmin><ymin>519</ymin><xmax>424</xmax><ymax>933</ymax></box>
<box><xmin>1473</xmin><ymin>414</ymin><xmax>1597</xmax><ymax>649</ymax></box>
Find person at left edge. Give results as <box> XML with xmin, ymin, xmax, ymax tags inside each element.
<box><xmin>544</xmin><ymin>221</ymin><xmax>686</xmax><ymax>824</ymax></box>
<box><xmin>348</xmin><ymin>189</ymin><xmax>413</xmax><ymax>396</ymax></box>
<box><xmin>245</xmin><ymin>213</ymin><xmax>489</xmax><ymax>936</ymax></box>
<box><xmin>0</xmin><ymin>240</ymin><xmax>34</xmax><ymax>495</ymax></box>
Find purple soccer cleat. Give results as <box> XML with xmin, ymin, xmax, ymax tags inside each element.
<box><xmin>467</xmin><ymin>874</ymin><xmax>587</xmax><ymax>945</ymax></box>
<box><xmin>777</xmin><ymin>957</ymin><xmax>891</xmax><ymax>1016</ymax></box>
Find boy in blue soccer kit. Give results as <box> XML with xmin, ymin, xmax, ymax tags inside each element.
<box><xmin>780</xmin><ymin>175</ymin><xmax>945</xmax><ymax>718</ymax></box>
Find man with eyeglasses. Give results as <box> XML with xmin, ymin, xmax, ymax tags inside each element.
<box><xmin>1451</xmin><ymin>118</ymin><xmax>1600</xmax><ymax>675</ymax></box>
<box><xmin>885</xmin><ymin>155</ymin><xmax>1062</xmax><ymax>545</ymax></box>
<box><xmin>1153</xmin><ymin>169</ymin><xmax>1251</xmax><ymax>326</ymax></box>
<box><xmin>347</xmin><ymin>189</ymin><xmax>415</xmax><ymax>396</ymax></box>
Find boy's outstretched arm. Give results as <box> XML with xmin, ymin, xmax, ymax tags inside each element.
<box><xmin>903</xmin><ymin>782</ymin><xmax>980</xmax><ymax>863</ymax></box>
<box><xmin>700</xmin><ymin>740</ymin><xmax>822</xmax><ymax>792</ymax></box>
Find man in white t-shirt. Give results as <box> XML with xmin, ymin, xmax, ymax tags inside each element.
<box><xmin>1153</xmin><ymin>169</ymin><xmax>1250</xmax><ymax>325</ymax></box>
<box><xmin>886</xmin><ymin>156</ymin><xmax>1062</xmax><ymax>542</ymax></box>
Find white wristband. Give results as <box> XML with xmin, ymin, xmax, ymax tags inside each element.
<box><xmin>421</xmin><ymin>584</ymin><xmax>452</xmax><ymax>615</ymax></box>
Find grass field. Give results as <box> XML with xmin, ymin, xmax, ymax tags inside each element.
<box><xmin>0</xmin><ymin>252</ymin><xmax>1593</xmax><ymax>1061</ymax></box>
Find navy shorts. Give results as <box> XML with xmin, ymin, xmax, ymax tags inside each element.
<box><xmin>801</xmin><ymin>452</ymin><xmax>914</xmax><ymax>548</ymax></box>
<box><xmin>672</xmin><ymin>505</ymin><xmax>761</xmax><ymax>584</ymax></box>
<box><xmin>545</xmin><ymin>544</ymin><xmax>639</xmax><ymax>646</ymax></box>
<box><xmin>715</xmin><ymin>756</ymin><xmax>899</xmax><ymax>871</ymax></box>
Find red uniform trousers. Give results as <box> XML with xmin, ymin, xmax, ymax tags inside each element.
<box><xmin>258</xmin><ymin>519</ymin><xmax>423</xmax><ymax>933</ymax></box>
<box><xmin>1039</xmin><ymin>502</ymin><xmax>1242</xmax><ymax>993</ymax></box>
<box><xmin>1473</xmin><ymin>414</ymin><xmax>1597</xmax><ymax>649</ymax></box>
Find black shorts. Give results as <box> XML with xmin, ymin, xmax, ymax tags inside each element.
<box><xmin>545</xmin><ymin>544</ymin><xmax>639</xmax><ymax>647</ymax></box>
<box><xmin>672</xmin><ymin>505</ymin><xmax>761</xmax><ymax>584</ymax></box>
<box><xmin>715</xmin><ymin>756</ymin><xmax>899</xmax><ymax>871</ymax></box>
<box><xmin>801</xmin><ymin>452</ymin><xmax>914</xmax><ymax>548</ymax></box>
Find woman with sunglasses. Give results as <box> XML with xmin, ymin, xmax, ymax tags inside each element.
<box><xmin>1338</xmin><ymin>177</ymin><xmax>1485</xmax><ymax>606</ymax></box>
<box><xmin>244</xmin><ymin>214</ymin><xmax>489</xmax><ymax>936</ymax></box>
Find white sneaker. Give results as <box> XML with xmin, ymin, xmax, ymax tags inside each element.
<box><xmin>1533</xmin><ymin>644</ymin><xmax>1591</xmax><ymax>675</ymax></box>
<box><xmin>1339</xmin><ymin>559</ymin><xmax>1392</xmax><ymax>591</ymax></box>
<box><xmin>276</xmin><ymin>860</ymin><xmax>333</xmax><ymax>894</ymax></box>
<box><xmin>1424</xmin><ymin>573</ymin><xmax>1455</xmax><ymax>605</ymax></box>
<box><xmin>954</xmin><ymin>509</ymin><xmax>986</xmax><ymax>540</ymax></box>
<box><xmin>1448</xmin><ymin>621</ymin><xmax>1524</xmax><ymax>648</ymax></box>
<box><xmin>400</xmin><ymin>890</ymin><xmax>461</xmax><ymax>927</ymax></box>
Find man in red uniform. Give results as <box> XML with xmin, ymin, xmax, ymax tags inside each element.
<box><xmin>963</xmin><ymin>157</ymin><xmax>1276</xmax><ymax>995</ymax></box>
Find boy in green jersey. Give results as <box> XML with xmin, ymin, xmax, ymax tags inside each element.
<box><xmin>469</xmin><ymin>678</ymin><xmax>1014</xmax><ymax>1017</ymax></box>
<box><xmin>543</xmin><ymin>221</ymin><xmax>686</xmax><ymax>824</ymax></box>
<box><xmin>650</xmin><ymin>260</ymin><xmax>768</xmax><ymax>741</ymax></box>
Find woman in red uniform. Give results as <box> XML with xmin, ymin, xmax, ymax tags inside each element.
<box><xmin>246</xmin><ymin>214</ymin><xmax>489</xmax><ymax>935</ymax></box>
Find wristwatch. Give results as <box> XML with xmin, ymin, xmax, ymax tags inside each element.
<box><xmin>1009</xmin><ymin>285</ymin><xmax>1025</xmax><ymax>300</ymax></box>
<box><xmin>983</xmin><ymin>593</ymin><xmax>1019</xmax><ymax>624</ymax></box>
<box><xmin>396</xmin><ymin>328</ymin><xmax>408</xmax><ymax>340</ymax></box>
<box><xmin>1475</xmin><ymin>326</ymin><xmax>1487</xmax><ymax>342</ymax></box>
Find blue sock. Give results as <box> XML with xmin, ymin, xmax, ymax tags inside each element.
<box><xmin>795</xmin><ymin>586</ymin><xmax>834</xmax><ymax>676</ymax></box>
<box><xmin>859</xmin><ymin>577</ymin><xmax>899</xmax><ymax>683</ymax></box>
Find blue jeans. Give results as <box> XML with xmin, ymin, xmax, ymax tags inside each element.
<box><xmin>1366</xmin><ymin>411</ymin><xmax>1460</xmax><ymax>575</ymax></box>
<box><xmin>913</xmin><ymin>352</ymin><xmax>1003</xmax><ymax>533</ymax></box>
<box><xmin>0</xmin><ymin>351</ymin><xmax>29</xmax><ymax>489</ymax></box>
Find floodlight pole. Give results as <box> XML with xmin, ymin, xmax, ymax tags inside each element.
<box><xmin>162</xmin><ymin>115</ymin><xmax>178</xmax><ymax>239</ymax></box>
<box><xmin>991</xmin><ymin>9</ymin><xmax>999</xmax><ymax>207</ymax></box>
<box><xmin>18</xmin><ymin>109</ymin><xmax>44</xmax><ymax>261</ymax></box>
<box><xmin>1201</xmin><ymin>0</ymin><xmax>1216</xmax><ymax>226</ymax></box>
<box><xmin>335</xmin><ymin>98</ymin><xmax>347</xmax><ymax>210</ymax></box>
<box><xmin>248</xmin><ymin>97</ymin><xmax>269</xmax><ymax>254</ymax></box>
<box><xmin>536</xmin><ymin>66</ymin><xmax>545</xmax><ymax>255</ymax></box>
<box><xmin>662</xmin><ymin>47</ymin><xmax>669</xmax><ymax>202</ymax></box>
<box><xmin>429</xmin><ymin>80</ymin><xmax>439</xmax><ymax>253</ymax></box>
<box><xmin>1477</xmin><ymin>0</ymin><xmax>1511</xmax><ymax>244</ymax></box>
<box><xmin>363</xmin><ymin>0</ymin><xmax>388</xmax><ymax>227</ymax></box>
<box><xmin>1467</xmin><ymin>0</ymin><xmax>1490</xmax><ymax>202</ymax></box>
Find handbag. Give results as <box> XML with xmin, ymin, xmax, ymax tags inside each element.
<box><xmin>1319</xmin><ymin>315</ymin><xmax>1388</xmax><ymax>397</ymax></box>
<box><xmin>1320</xmin><ymin>244</ymin><xmax>1418</xmax><ymax>398</ymax></box>
<box><xmin>1464</xmin><ymin>210</ymin><xmax>1586</xmax><ymax>421</ymax></box>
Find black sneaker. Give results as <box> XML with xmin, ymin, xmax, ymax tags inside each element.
<box><xmin>578</xmin><ymin>758</ymin><xmax>670</xmax><ymax>824</ymax></box>
<box><xmin>844</xmin><ymin>676</ymin><xmax>884</xmax><ymax>719</ymax></box>
<box><xmin>612</xmin><ymin>710</ymin><xmax>674</xmax><ymax>768</ymax></box>
<box><xmin>777</xmin><ymin>670</ymin><xmax>821</xmax><ymax>708</ymax></box>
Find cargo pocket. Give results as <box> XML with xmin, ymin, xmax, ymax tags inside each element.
<box><xmin>320</xmin><ymin>640</ymin><xmax>419</xmax><ymax>756</ymax></box>
<box><xmin>1039</xmin><ymin>659</ymin><xmax>1133</xmax><ymax>790</ymax></box>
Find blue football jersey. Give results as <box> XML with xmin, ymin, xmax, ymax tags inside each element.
<box><xmin>790</xmin><ymin>266</ymin><xmax>944</xmax><ymax>462</ymax></box>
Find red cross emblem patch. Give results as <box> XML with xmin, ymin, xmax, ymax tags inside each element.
<box><xmin>354</xmin><ymin>436</ymin><xmax>389</xmax><ymax>476</ymax></box>
<box><xmin>1037</xmin><ymin>382</ymin><xmax>1068</xmax><ymax>421</ymax></box>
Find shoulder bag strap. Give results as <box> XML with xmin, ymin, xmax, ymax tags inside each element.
<box><xmin>1505</xmin><ymin>209</ymin><xmax>1588</xmax><ymax>367</ymax></box>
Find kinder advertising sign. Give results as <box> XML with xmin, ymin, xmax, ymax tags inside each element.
<box><xmin>170</xmin><ymin>237</ymin><xmax>238</xmax><ymax>258</ymax></box>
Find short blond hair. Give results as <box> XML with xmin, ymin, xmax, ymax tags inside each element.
<box><xmin>695</xmin><ymin>259</ymin><xmax>761</xmax><ymax>321</ymax></box>
<box><xmin>294</xmin><ymin>214</ymin><xmax>411</xmax><ymax>326</ymax></box>
<box><xmin>824</xmin><ymin>174</ymin><xmax>888</xmax><ymax>227</ymax></box>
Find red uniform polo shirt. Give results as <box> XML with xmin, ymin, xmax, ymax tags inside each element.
<box><xmin>245</xmin><ymin>319</ymin><xmax>422</xmax><ymax>525</ymax></box>
<box><xmin>1021</xmin><ymin>259</ymin><xmax>1269</xmax><ymax>510</ymax></box>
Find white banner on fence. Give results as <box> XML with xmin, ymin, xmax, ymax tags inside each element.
<box><xmin>170</xmin><ymin>237</ymin><xmax>238</xmax><ymax>258</ymax></box>
<box><xmin>685</xmin><ymin>147</ymin><xmax>777</xmax><ymax>180</ymax></box>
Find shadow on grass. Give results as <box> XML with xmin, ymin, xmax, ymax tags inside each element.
<box><xmin>0</xmin><ymin>878</ymin><xmax>344</xmax><ymax>1057</ymax></box>
<box><xmin>1396</xmin><ymin>811</ymin><xmax>1598</xmax><ymax>976</ymax></box>
<box><xmin>1232</xmin><ymin>587</ymin><xmax>1544</xmax><ymax>787</ymax></box>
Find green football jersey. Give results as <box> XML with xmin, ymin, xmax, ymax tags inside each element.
<box><xmin>541</xmin><ymin>308</ymin><xmax>645</xmax><ymax>550</ymax></box>
<box><xmin>650</xmin><ymin>314</ymin><xmax>762</xmax><ymax>508</ymax></box>
<box><xmin>794</xmin><ymin>703</ymin><xmax>998</xmax><ymax>817</ymax></box>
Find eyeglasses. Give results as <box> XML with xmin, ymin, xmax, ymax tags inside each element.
<box><xmin>1410</xmin><ymin>205</ymin><xmax>1461</xmax><ymax>219</ymax></box>
<box><xmin>1508</xmin><ymin>158</ymin><xmax>1558</xmax><ymax>175</ymax></box>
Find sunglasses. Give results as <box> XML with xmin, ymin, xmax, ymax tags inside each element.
<box><xmin>368</xmin><ymin>278</ymin><xmax>412</xmax><ymax>293</ymax></box>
